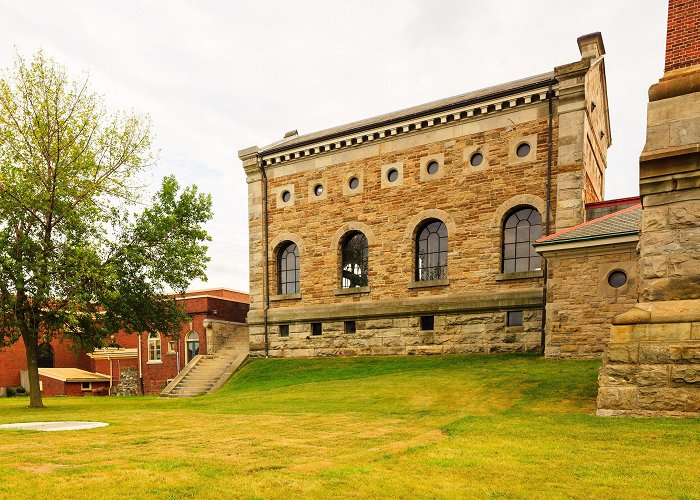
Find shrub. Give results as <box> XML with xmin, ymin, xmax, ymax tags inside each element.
<box><xmin>15</xmin><ymin>386</ymin><xmax>26</xmax><ymax>394</ymax></box>
<box><xmin>6</xmin><ymin>387</ymin><xmax>15</xmax><ymax>397</ymax></box>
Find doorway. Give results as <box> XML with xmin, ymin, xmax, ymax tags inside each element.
<box><xmin>185</xmin><ymin>332</ymin><xmax>199</xmax><ymax>364</ymax></box>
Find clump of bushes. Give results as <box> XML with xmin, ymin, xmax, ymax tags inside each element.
<box><xmin>15</xmin><ymin>386</ymin><xmax>26</xmax><ymax>394</ymax></box>
<box><xmin>6</xmin><ymin>387</ymin><xmax>15</xmax><ymax>397</ymax></box>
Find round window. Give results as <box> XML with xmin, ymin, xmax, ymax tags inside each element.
<box><xmin>387</xmin><ymin>168</ymin><xmax>399</xmax><ymax>182</ymax></box>
<box><xmin>516</xmin><ymin>143</ymin><xmax>531</xmax><ymax>158</ymax></box>
<box><xmin>348</xmin><ymin>177</ymin><xmax>360</xmax><ymax>190</ymax></box>
<box><xmin>314</xmin><ymin>184</ymin><xmax>323</xmax><ymax>196</ymax></box>
<box><xmin>426</xmin><ymin>160</ymin><xmax>439</xmax><ymax>175</ymax></box>
<box><xmin>608</xmin><ymin>270</ymin><xmax>628</xmax><ymax>288</ymax></box>
<box><xmin>470</xmin><ymin>153</ymin><xmax>483</xmax><ymax>167</ymax></box>
<box><xmin>281</xmin><ymin>190</ymin><xmax>291</xmax><ymax>203</ymax></box>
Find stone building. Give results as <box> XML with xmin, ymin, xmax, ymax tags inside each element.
<box><xmin>596</xmin><ymin>0</ymin><xmax>700</xmax><ymax>418</ymax></box>
<box><xmin>240</xmin><ymin>33</ymin><xmax>613</xmax><ymax>358</ymax></box>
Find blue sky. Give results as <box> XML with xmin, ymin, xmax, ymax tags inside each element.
<box><xmin>0</xmin><ymin>0</ymin><xmax>668</xmax><ymax>291</ymax></box>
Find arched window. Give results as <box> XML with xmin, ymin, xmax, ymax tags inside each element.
<box><xmin>502</xmin><ymin>207</ymin><xmax>542</xmax><ymax>273</ymax></box>
<box><xmin>416</xmin><ymin>219</ymin><xmax>448</xmax><ymax>281</ymax></box>
<box><xmin>278</xmin><ymin>242</ymin><xmax>300</xmax><ymax>294</ymax></box>
<box><xmin>148</xmin><ymin>332</ymin><xmax>162</xmax><ymax>362</ymax></box>
<box><xmin>37</xmin><ymin>342</ymin><xmax>54</xmax><ymax>368</ymax></box>
<box><xmin>341</xmin><ymin>231</ymin><xmax>368</xmax><ymax>288</ymax></box>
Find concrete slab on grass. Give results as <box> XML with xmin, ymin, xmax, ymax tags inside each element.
<box><xmin>0</xmin><ymin>421</ymin><xmax>108</xmax><ymax>432</ymax></box>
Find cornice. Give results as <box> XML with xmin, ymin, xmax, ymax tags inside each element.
<box><xmin>258</xmin><ymin>83</ymin><xmax>559</xmax><ymax>168</ymax></box>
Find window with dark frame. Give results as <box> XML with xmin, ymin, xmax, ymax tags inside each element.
<box><xmin>348</xmin><ymin>177</ymin><xmax>360</xmax><ymax>190</ymax></box>
<box><xmin>278</xmin><ymin>242</ymin><xmax>300</xmax><ymax>294</ymax></box>
<box><xmin>311</xmin><ymin>322</ymin><xmax>322</xmax><ymax>336</ymax></box>
<box><xmin>507</xmin><ymin>311</ymin><xmax>523</xmax><ymax>327</ymax></box>
<box><xmin>416</xmin><ymin>219</ymin><xmax>448</xmax><ymax>281</ymax></box>
<box><xmin>420</xmin><ymin>316</ymin><xmax>435</xmax><ymax>331</ymax></box>
<box><xmin>341</xmin><ymin>232</ymin><xmax>369</xmax><ymax>288</ymax></box>
<box><xmin>426</xmin><ymin>160</ymin><xmax>439</xmax><ymax>174</ymax></box>
<box><xmin>281</xmin><ymin>190</ymin><xmax>291</xmax><ymax>202</ymax></box>
<box><xmin>608</xmin><ymin>270</ymin><xmax>628</xmax><ymax>288</ymax></box>
<box><xmin>470</xmin><ymin>152</ymin><xmax>483</xmax><ymax>167</ymax></box>
<box><xmin>279</xmin><ymin>324</ymin><xmax>290</xmax><ymax>337</ymax></box>
<box><xmin>387</xmin><ymin>168</ymin><xmax>399</xmax><ymax>182</ymax></box>
<box><xmin>344</xmin><ymin>320</ymin><xmax>356</xmax><ymax>334</ymax></box>
<box><xmin>502</xmin><ymin>207</ymin><xmax>542</xmax><ymax>274</ymax></box>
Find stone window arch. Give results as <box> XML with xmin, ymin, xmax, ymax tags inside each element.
<box><xmin>277</xmin><ymin>241</ymin><xmax>300</xmax><ymax>294</ymax></box>
<box><xmin>340</xmin><ymin>231</ymin><xmax>368</xmax><ymax>288</ymax></box>
<box><xmin>502</xmin><ymin>206</ymin><xmax>542</xmax><ymax>273</ymax></box>
<box><xmin>416</xmin><ymin>219</ymin><xmax>448</xmax><ymax>281</ymax></box>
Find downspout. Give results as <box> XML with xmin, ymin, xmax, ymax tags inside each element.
<box><xmin>541</xmin><ymin>82</ymin><xmax>554</xmax><ymax>353</ymax></box>
<box><xmin>260</xmin><ymin>156</ymin><xmax>270</xmax><ymax>358</ymax></box>
<box><xmin>137</xmin><ymin>333</ymin><xmax>144</xmax><ymax>395</ymax></box>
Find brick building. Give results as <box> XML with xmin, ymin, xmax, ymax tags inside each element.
<box><xmin>240</xmin><ymin>33</ymin><xmax>614</xmax><ymax>358</ymax></box>
<box><xmin>0</xmin><ymin>288</ymin><xmax>249</xmax><ymax>396</ymax></box>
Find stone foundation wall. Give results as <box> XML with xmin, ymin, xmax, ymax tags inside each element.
<box><xmin>250</xmin><ymin>308</ymin><xmax>542</xmax><ymax>358</ymax></box>
<box><xmin>597</xmin><ymin>306</ymin><xmax>700</xmax><ymax>417</ymax></box>
<box><xmin>112</xmin><ymin>366</ymin><xmax>139</xmax><ymax>396</ymax></box>
<box><xmin>204</xmin><ymin>319</ymin><xmax>248</xmax><ymax>354</ymax></box>
<box><xmin>545</xmin><ymin>245</ymin><xmax>639</xmax><ymax>358</ymax></box>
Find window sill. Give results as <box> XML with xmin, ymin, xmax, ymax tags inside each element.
<box><xmin>147</xmin><ymin>360</ymin><xmax>163</xmax><ymax>365</ymax></box>
<box><xmin>270</xmin><ymin>293</ymin><xmax>302</xmax><ymax>302</ymax></box>
<box><xmin>408</xmin><ymin>278</ymin><xmax>450</xmax><ymax>289</ymax></box>
<box><xmin>333</xmin><ymin>286</ymin><xmax>370</xmax><ymax>296</ymax></box>
<box><xmin>496</xmin><ymin>270</ymin><xmax>543</xmax><ymax>281</ymax></box>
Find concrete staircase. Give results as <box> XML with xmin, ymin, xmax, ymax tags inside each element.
<box><xmin>161</xmin><ymin>330</ymin><xmax>248</xmax><ymax>398</ymax></box>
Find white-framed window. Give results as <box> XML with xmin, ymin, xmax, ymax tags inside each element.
<box><xmin>81</xmin><ymin>382</ymin><xmax>92</xmax><ymax>391</ymax></box>
<box><xmin>148</xmin><ymin>332</ymin><xmax>162</xmax><ymax>362</ymax></box>
<box><xmin>168</xmin><ymin>340</ymin><xmax>176</xmax><ymax>353</ymax></box>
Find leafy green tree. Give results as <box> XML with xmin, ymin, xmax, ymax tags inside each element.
<box><xmin>0</xmin><ymin>52</ymin><xmax>212</xmax><ymax>408</ymax></box>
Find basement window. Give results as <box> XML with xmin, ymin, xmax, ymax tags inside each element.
<box><xmin>279</xmin><ymin>324</ymin><xmax>289</xmax><ymax>337</ymax></box>
<box><xmin>311</xmin><ymin>322</ymin><xmax>322</xmax><ymax>336</ymax></box>
<box><xmin>420</xmin><ymin>316</ymin><xmax>434</xmax><ymax>331</ymax></box>
<box><xmin>344</xmin><ymin>320</ymin><xmax>356</xmax><ymax>334</ymax></box>
<box><xmin>507</xmin><ymin>311</ymin><xmax>523</xmax><ymax>327</ymax></box>
<box><xmin>81</xmin><ymin>382</ymin><xmax>92</xmax><ymax>392</ymax></box>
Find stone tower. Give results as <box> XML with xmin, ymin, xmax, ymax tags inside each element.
<box><xmin>597</xmin><ymin>0</ymin><xmax>700</xmax><ymax>417</ymax></box>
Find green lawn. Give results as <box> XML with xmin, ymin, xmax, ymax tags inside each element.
<box><xmin>0</xmin><ymin>354</ymin><xmax>698</xmax><ymax>499</ymax></box>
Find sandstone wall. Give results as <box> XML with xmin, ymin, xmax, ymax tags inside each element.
<box><xmin>597</xmin><ymin>302</ymin><xmax>700</xmax><ymax>417</ymax></box>
<box><xmin>545</xmin><ymin>245</ymin><xmax>639</xmax><ymax>358</ymax></box>
<box><xmin>251</xmin><ymin>307</ymin><xmax>542</xmax><ymax>358</ymax></box>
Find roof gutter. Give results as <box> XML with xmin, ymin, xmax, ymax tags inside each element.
<box><xmin>534</xmin><ymin>230</ymin><xmax>640</xmax><ymax>247</ymax></box>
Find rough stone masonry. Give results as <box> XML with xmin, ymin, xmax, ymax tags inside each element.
<box><xmin>597</xmin><ymin>0</ymin><xmax>700</xmax><ymax>417</ymax></box>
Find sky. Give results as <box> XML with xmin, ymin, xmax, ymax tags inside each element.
<box><xmin>0</xmin><ymin>1</ymin><xmax>668</xmax><ymax>292</ymax></box>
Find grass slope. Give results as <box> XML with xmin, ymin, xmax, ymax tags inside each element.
<box><xmin>0</xmin><ymin>354</ymin><xmax>698</xmax><ymax>499</ymax></box>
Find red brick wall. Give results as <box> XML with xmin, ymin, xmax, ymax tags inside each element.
<box><xmin>665</xmin><ymin>0</ymin><xmax>700</xmax><ymax>72</ymax></box>
<box><xmin>38</xmin><ymin>377</ymin><xmax>110</xmax><ymax>397</ymax></box>
<box><xmin>0</xmin><ymin>338</ymin><xmax>91</xmax><ymax>388</ymax></box>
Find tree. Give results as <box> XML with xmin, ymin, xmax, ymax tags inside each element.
<box><xmin>0</xmin><ymin>51</ymin><xmax>212</xmax><ymax>408</ymax></box>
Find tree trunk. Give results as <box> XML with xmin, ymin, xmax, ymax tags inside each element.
<box><xmin>23</xmin><ymin>333</ymin><xmax>45</xmax><ymax>408</ymax></box>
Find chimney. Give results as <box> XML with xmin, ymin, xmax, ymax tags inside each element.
<box><xmin>577</xmin><ymin>32</ymin><xmax>605</xmax><ymax>60</ymax></box>
<box><xmin>665</xmin><ymin>0</ymin><xmax>700</xmax><ymax>72</ymax></box>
